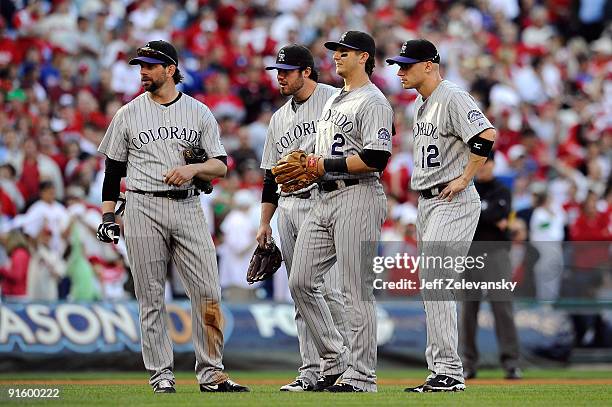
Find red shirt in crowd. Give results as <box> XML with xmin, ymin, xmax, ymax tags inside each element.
<box><xmin>569</xmin><ymin>208</ymin><xmax>611</xmax><ymax>270</ymax></box>
<box><xmin>0</xmin><ymin>248</ymin><xmax>30</xmax><ymax>298</ymax></box>
<box><xmin>0</xmin><ymin>188</ymin><xmax>16</xmax><ymax>218</ymax></box>
<box><xmin>570</xmin><ymin>210</ymin><xmax>611</xmax><ymax>241</ymax></box>
<box><xmin>19</xmin><ymin>159</ymin><xmax>40</xmax><ymax>202</ymax></box>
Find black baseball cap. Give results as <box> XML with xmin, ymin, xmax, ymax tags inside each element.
<box><xmin>386</xmin><ymin>39</ymin><xmax>440</xmax><ymax>65</ymax></box>
<box><xmin>265</xmin><ymin>44</ymin><xmax>315</xmax><ymax>70</ymax></box>
<box><xmin>129</xmin><ymin>40</ymin><xmax>179</xmax><ymax>66</ymax></box>
<box><xmin>324</xmin><ymin>31</ymin><xmax>375</xmax><ymax>57</ymax></box>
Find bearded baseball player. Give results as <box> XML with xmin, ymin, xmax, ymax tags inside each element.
<box><xmin>276</xmin><ymin>31</ymin><xmax>393</xmax><ymax>393</ymax></box>
<box><xmin>258</xmin><ymin>44</ymin><xmax>350</xmax><ymax>392</ymax></box>
<box><xmin>387</xmin><ymin>39</ymin><xmax>496</xmax><ymax>392</ymax></box>
<box><xmin>96</xmin><ymin>40</ymin><xmax>248</xmax><ymax>394</ymax></box>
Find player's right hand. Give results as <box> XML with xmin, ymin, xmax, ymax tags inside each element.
<box><xmin>256</xmin><ymin>224</ymin><xmax>272</xmax><ymax>248</ymax></box>
<box><xmin>97</xmin><ymin>222</ymin><xmax>120</xmax><ymax>244</ymax></box>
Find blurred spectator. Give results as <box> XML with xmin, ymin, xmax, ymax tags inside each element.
<box><xmin>219</xmin><ymin>190</ymin><xmax>259</xmax><ymax>301</ymax></box>
<box><xmin>65</xmin><ymin>221</ymin><xmax>100</xmax><ymax>301</ymax></box>
<box><xmin>570</xmin><ymin>191</ymin><xmax>612</xmax><ymax>242</ymax></box>
<box><xmin>231</xmin><ymin>127</ymin><xmax>259</xmax><ymax>175</ymax></box>
<box><xmin>14</xmin><ymin>181</ymin><xmax>69</xmax><ymax>257</ymax></box>
<box><xmin>27</xmin><ymin>224</ymin><xmax>66</xmax><ymax>301</ymax></box>
<box><xmin>577</xmin><ymin>0</ymin><xmax>607</xmax><ymax>42</ymax></box>
<box><xmin>521</xmin><ymin>6</ymin><xmax>556</xmax><ymax>49</ymax></box>
<box><xmin>91</xmin><ymin>255</ymin><xmax>127</xmax><ymax>301</ymax></box>
<box><xmin>36</xmin><ymin>0</ymin><xmax>78</xmax><ymax>53</ymax></box>
<box><xmin>509</xmin><ymin>218</ymin><xmax>539</xmax><ymax>298</ymax></box>
<box><xmin>65</xmin><ymin>185</ymin><xmax>124</xmax><ymax>263</ymax></box>
<box><xmin>566</xmin><ymin>190</ymin><xmax>611</xmax><ymax>347</ymax></box>
<box><xmin>198</xmin><ymin>72</ymin><xmax>246</xmax><ymax>123</ymax></box>
<box><xmin>0</xmin><ymin>128</ymin><xmax>23</xmax><ymax>163</ymax></box>
<box><xmin>510</xmin><ymin>176</ymin><xmax>533</xmax><ymax>212</ymax></box>
<box><xmin>11</xmin><ymin>138</ymin><xmax>64</xmax><ymax>203</ymax></box>
<box><xmin>530</xmin><ymin>187</ymin><xmax>566</xmax><ymax>301</ymax></box>
<box><xmin>110</xmin><ymin>50</ymin><xmax>141</xmax><ymax>97</ymax></box>
<box><xmin>0</xmin><ymin>186</ymin><xmax>16</xmax><ymax>220</ymax></box>
<box><xmin>247</xmin><ymin>108</ymin><xmax>273</xmax><ymax>160</ymax></box>
<box><xmin>382</xmin><ymin>140</ymin><xmax>414</xmax><ymax>204</ymax></box>
<box><xmin>0</xmin><ymin>164</ymin><xmax>24</xmax><ymax>214</ymax></box>
<box><xmin>237</xmin><ymin>64</ymin><xmax>275</xmax><ymax>124</ymax></box>
<box><xmin>0</xmin><ymin>230</ymin><xmax>30</xmax><ymax>301</ymax></box>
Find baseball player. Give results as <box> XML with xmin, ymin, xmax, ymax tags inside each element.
<box><xmin>387</xmin><ymin>39</ymin><xmax>496</xmax><ymax>392</ymax></box>
<box><xmin>258</xmin><ymin>44</ymin><xmax>349</xmax><ymax>392</ymax></box>
<box><xmin>286</xmin><ymin>31</ymin><xmax>393</xmax><ymax>392</ymax></box>
<box><xmin>96</xmin><ymin>40</ymin><xmax>248</xmax><ymax>394</ymax></box>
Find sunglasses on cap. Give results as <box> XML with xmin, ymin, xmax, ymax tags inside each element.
<box><xmin>136</xmin><ymin>46</ymin><xmax>178</xmax><ymax>66</ymax></box>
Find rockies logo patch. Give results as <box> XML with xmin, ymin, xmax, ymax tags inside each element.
<box><xmin>277</xmin><ymin>50</ymin><xmax>285</xmax><ymax>62</ymax></box>
<box><xmin>377</xmin><ymin>128</ymin><xmax>391</xmax><ymax>141</ymax></box>
<box><xmin>467</xmin><ymin>110</ymin><xmax>484</xmax><ymax>123</ymax></box>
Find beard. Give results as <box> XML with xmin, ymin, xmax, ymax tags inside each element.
<box><xmin>143</xmin><ymin>73</ymin><xmax>167</xmax><ymax>93</ymax></box>
<box><xmin>280</xmin><ymin>76</ymin><xmax>304</xmax><ymax>97</ymax></box>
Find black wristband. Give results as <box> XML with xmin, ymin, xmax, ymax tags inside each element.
<box><xmin>103</xmin><ymin>212</ymin><xmax>115</xmax><ymax>223</ymax></box>
<box><xmin>323</xmin><ymin>158</ymin><xmax>348</xmax><ymax>174</ymax></box>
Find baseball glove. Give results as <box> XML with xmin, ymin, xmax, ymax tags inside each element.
<box><xmin>246</xmin><ymin>238</ymin><xmax>282</xmax><ymax>284</ymax></box>
<box><xmin>183</xmin><ymin>147</ymin><xmax>213</xmax><ymax>194</ymax></box>
<box><xmin>271</xmin><ymin>150</ymin><xmax>322</xmax><ymax>194</ymax></box>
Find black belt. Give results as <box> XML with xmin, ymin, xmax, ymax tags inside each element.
<box><xmin>129</xmin><ymin>189</ymin><xmax>199</xmax><ymax>200</ymax></box>
<box><xmin>319</xmin><ymin>179</ymin><xmax>359</xmax><ymax>192</ymax></box>
<box><xmin>418</xmin><ymin>183</ymin><xmax>448</xmax><ymax>199</ymax></box>
<box><xmin>291</xmin><ymin>191</ymin><xmax>311</xmax><ymax>199</ymax></box>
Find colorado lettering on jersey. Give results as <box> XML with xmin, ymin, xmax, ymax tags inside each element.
<box><xmin>275</xmin><ymin>120</ymin><xmax>317</xmax><ymax>154</ymax></box>
<box><xmin>321</xmin><ymin>108</ymin><xmax>354</xmax><ymax>134</ymax></box>
<box><xmin>413</xmin><ymin>122</ymin><xmax>438</xmax><ymax>139</ymax></box>
<box><xmin>131</xmin><ymin>126</ymin><xmax>201</xmax><ymax>149</ymax></box>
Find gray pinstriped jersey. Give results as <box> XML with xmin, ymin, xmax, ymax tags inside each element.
<box><xmin>410</xmin><ymin>80</ymin><xmax>493</xmax><ymax>190</ymax></box>
<box><xmin>98</xmin><ymin>92</ymin><xmax>226</xmax><ymax>191</ymax></box>
<box><xmin>260</xmin><ymin>83</ymin><xmax>338</xmax><ymax>170</ymax></box>
<box><xmin>315</xmin><ymin>82</ymin><xmax>393</xmax><ymax>181</ymax></box>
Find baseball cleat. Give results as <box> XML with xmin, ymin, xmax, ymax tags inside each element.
<box><xmin>422</xmin><ymin>375</ymin><xmax>466</xmax><ymax>392</ymax></box>
<box><xmin>313</xmin><ymin>371</ymin><xmax>344</xmax><ymax>391</ymax></box>
<box><xmin>324</xmin><ymin>383</ymin><xmax>365</xmax><ymax>392</ymax></box>
<box><xmin>280</xmin><ymin>379</ymin><xmax>314</xmax><ymax>392</ymax></box>
<box><xmin>153</xmin><ymin>379</ymin><xmax>176</xmax><ymax>394</ymax></box>
<box><xmin>200</xmin><ymin>379</ymin><xmax>250</xmax><ymax>392</ymax></box>
<box><xmin>404</xmin><ymin>382</ymin><xmax>427</xmax><ymax>393</ymax></box>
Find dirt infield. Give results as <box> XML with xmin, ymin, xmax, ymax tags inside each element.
<box><xmin>2</xmin><ymin>378</ymin><xmax>612</xmax><ymax>386</ymax></box>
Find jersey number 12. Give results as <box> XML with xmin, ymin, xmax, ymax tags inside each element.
<box><xmin>421</xmin><ymin>145</ymin><xmax>440</xmax><ymax>168</ymax></box>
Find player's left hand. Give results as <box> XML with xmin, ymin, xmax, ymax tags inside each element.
<box><xmin>163</xmin><ymin>165</ymin><xmax>197</xmax><ymax>186</ymax></box>
<box><xmin>438</xmin><ymin>176</ymin><xmax>469</xmax><ymax>202</ymax></box>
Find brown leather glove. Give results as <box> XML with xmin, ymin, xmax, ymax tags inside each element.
<box><xmin>271</xmin><ymin>150</ymin><xmax>322</xmax><ymax>193</ymax></box>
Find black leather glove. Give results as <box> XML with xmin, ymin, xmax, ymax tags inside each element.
<box><xmin>183</xmin><ymin>147</ymin><xmax>213</xmax><ymax>194</ymax></box>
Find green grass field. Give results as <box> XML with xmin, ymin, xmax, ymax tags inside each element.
<box><xmin>1</xmin><ymin>369</ymin><xmax>611</xmax><ymax>406</ymax></box>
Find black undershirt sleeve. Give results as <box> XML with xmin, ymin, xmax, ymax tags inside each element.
<box><xmin>214</xmin><ymin>155</ymin><xmax>228</xmax><ymax>165</ymax></box>
<box><xmin>358</xmin><ymin>149</ymin><xmax>391</xmax><ymax>171</ymax></box>
<box><xmin>102</xmin><ymin>158</ymin><xmax>127</xmax><ymax>202</ymax></box>
<box><xmin>261</xmin><ymin>170</ymin><xmax>279</xmax><ymax>206</ymax></box>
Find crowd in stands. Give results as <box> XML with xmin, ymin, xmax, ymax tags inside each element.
<box><xmin>0</xmin><ymin>0</ymin><xmax>610</xmax><ymax>303</ymax></box>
